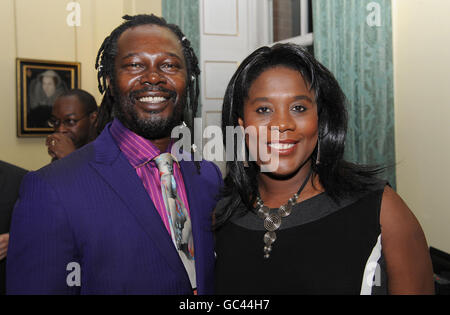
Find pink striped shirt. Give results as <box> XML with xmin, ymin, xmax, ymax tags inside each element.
<box><xmin>110</xmin><ymin>119</ymin><xmax>191</xmax><ymax>236</ymax></box>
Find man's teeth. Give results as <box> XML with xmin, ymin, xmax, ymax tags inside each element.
<box><xmin>139</xmin><ymin>96</ymin><xmax>167</xmax><ymax>103</ymax></box>
<box><xmin>268</xmin><ymin>143</ymin><xmax>295</xmax><ymax>150</ymax></box>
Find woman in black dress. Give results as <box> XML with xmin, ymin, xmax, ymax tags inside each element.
<box><xmin>214</xmin><ymin>43</ymin><xmax>434</xmax><ymax>294</ymax></box>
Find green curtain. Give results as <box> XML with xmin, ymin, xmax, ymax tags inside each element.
<box><xmin>162</xmin><ymin>0</ymin><xmax>201</xmax><ymax>116</ymax></box>
<box><xmin>162</xmin><ymin>0</ymin><xmax>200</xmax><ymax>57</ymax></box>
<box><xmin>312</xmin><ymin>0</ymin><xmax>396</xmax><ymax>187</ymax></box>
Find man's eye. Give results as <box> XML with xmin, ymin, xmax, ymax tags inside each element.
<box><xmin>162</xmin><ymin>63</ymin><xmax>179</xmax><ymax>70</ymax></box>
<box><xmin>127</xmin><ymin>63</ymin><xmax>142</xmax><ymax>68</ymax></box>
<box><xmin>65</xmin><ymin>119</ymin><xmax>77</xmax><ymax>126</ymax></box>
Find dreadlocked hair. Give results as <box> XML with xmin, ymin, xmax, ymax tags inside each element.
<box><xmin>94</xmin><ymin>14</ymin><xmax>201</xmax><ymax>171</ymax></box>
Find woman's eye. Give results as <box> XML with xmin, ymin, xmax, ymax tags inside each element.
<box><xmin>291</xmin><ymin>105</ymin><xmax>306</xmax><ymax>112</ymax></box>
<box><xmin>256</xmin><ymin>107</ymin><xmax>271</xmax><ymax>114</ymax></box>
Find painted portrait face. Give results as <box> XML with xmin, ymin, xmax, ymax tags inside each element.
<box><xmin>42</xmin><ymin>75</ymin><xmax>57</xmax><ymax>98</ymax></box>
<box><xmin>239</xmin><ymin>66</ymin><xmax>318</xmax><ymax>177</ymax></box>
<box><xmin>113</xmin><ymin>24</ymin><xmax>187</xmax><ymax>140</ymax></box>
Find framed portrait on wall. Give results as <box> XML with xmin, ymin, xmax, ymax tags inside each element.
<box><xmin>16</xmin><ymin>58</ymin><xmax>81</xmax><ymax>137</ymax></box>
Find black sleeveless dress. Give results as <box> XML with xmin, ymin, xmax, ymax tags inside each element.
<box><xmin>214</xmin><ymin>185</ymin><xmax>388</xmax><ymax>295</ymax></box>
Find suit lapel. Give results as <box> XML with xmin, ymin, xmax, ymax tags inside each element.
<box><xmin>89</xmin><ymin>127</ymin><xmax>189</xmax><ymax>282</ymax></box>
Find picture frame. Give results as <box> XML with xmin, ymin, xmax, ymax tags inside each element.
<box><xmin>16</xmin><ymin>58</ymin><xmax>81</xmax><ymax>137</ymax></box>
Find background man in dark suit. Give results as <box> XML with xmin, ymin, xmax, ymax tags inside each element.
<box><xmin>46</xmin><ymin>89</ymin><xmax>98</xmax><ymax>161</ymax></box>
<box><xmin>0</xmin><ymin>161</ymin><xmax>27</xmax><ymax>294</ymax></box>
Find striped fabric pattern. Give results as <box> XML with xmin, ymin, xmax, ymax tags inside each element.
<box><xmin>110</xmin><ymin>119</ymin><xmax>191</xmax><ymax>237</ymax></box>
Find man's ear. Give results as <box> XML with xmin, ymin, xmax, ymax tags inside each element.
<box><xmin>106</xmin><ymin>77</ymin><xmax>113</xmax><ymax>96</ymax></box>
<box><xmin>89</xmin><ymin>111</ymin><xmax>98</xmax><ymax>125</ymax></box>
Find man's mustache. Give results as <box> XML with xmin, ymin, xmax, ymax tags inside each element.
<box><xmin>129</xmin><ymin>85</ymin><xmax>177</xmax><ymax>101</ymax></box>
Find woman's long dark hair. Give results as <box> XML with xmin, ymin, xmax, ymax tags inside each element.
<box><xmin>215</xmin><ymin>43</ymin><xmax>383</xmax><ymax>228</ymax></box>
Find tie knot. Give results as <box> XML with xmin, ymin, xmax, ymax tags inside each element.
<box><xmin>154</xmin><ymin>153</ymin><xmax>174</xmax><ymax>175</ymax></box>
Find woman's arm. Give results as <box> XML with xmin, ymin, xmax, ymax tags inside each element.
<box><xmin>380</xmin><ymin>186</ymin><xmax>435</xmax><ymax>294</ymax></box>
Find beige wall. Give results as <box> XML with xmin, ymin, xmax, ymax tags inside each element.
<box><xmin>0</xmin><ymin>0</ymin><xmax>161</xmax><ymax>171</ymax></box>
<box><xmin>393</xmin><ymin>0</ymin><xmax>450</xmax><ymax>252</ymax></box>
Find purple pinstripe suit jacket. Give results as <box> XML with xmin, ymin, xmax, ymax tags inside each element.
<box><xmin>6</xmin><ymin>123</ymin><xmax>222</xmax><ymax>294</ymax></box>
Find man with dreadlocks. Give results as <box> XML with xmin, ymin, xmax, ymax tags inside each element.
<box><xmin>7</xmin><ymin>15</ymin><xmax>222</xmax><ymax>295</ymax></box>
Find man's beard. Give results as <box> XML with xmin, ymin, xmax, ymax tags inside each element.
<box><xmin>113</xmin><ymin>85</ymin><xmax>185</xmax><ymax>140</ymax></box>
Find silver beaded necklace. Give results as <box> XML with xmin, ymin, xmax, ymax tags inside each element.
<box><xmin>255</xmin><ymin>169</ymin><xmax>313</xmax><ymax>259</ymax></box>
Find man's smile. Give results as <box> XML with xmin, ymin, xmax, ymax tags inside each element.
<box><xmin>131</xmin><ymin>86</ymin><xmax>176</xmax><ymax>107</ymax></box>
<box><xmin>138</xmin><ymin>96</ymin><xmax>168</xmax><ymax>103</ymax></box>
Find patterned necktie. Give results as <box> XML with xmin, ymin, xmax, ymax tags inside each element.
<box><xmin>154</xmin><ymin>153</ymin><xmax>196</xmax><ymax>289</ymax></box>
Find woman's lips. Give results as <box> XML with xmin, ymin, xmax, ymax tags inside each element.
<box><xmin>267</xmin><ymin>141</ymin><xmax>298</xmax><ymax>155</ymax></box>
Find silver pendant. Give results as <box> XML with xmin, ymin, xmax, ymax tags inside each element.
<box><xmin>257</xmin><ymin>205</ymin><xmax>270</xmax><ymax>219</ymax></box>
<box><xmin>277</xmin><ymin>203</ymin><xmax>292</xmax><ymax>217</ymax></box>
<box><xmin>264</xmin><ymin>213</ymin><xmax>281</xmax><ymax>232</ymax></box>
<box><xmin>257</xmin><ymin>168</ymin><xmax>313</xmax><ymax>259</ymax></box>
<box><xmin>264</xmin><ymin>231</ymin><xmax>277</xmax><ymax>245</ymax></box>
<box><xmin>263</xmin><ymin>232</ymin><xmax>275</xmax><ymax>259</ymax></box>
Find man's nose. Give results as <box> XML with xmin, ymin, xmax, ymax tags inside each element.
<box><xmin>140</xmin><ymin>70</ymin><xmax>166</xmax><ymax>85</ymax></box>
<box><xmin>55</xmin><ymin>123</ymin><xmax>69</xmax><ymax>134</ymax></box>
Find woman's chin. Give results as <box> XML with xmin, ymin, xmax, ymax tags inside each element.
<box><xmin>258</xmin><ymin>159</ymin><xmax>312</xmax><ymax>179</ymax></box>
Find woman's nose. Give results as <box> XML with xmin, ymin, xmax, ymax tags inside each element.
<box><xmin>269</xmin><ymin>108</ymin><xmax>296</xmax><ymax>133</ymax></box>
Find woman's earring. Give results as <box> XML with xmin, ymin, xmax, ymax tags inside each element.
<box><xmin>243</xmin><ymin>154</ymin><xmax>249</xmax><ymax>168</ymax></box>
<box><xmin>316</xmin><ymin>140</ymin><xmax>321</xmax><ymax>165</ymax></box>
